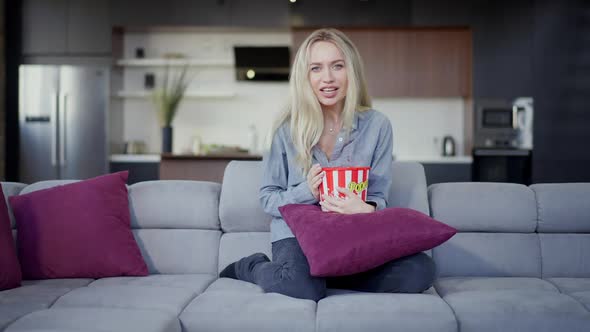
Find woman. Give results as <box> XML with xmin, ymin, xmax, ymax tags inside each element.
<box><xmin>220</xmin><ymin>28</ymin><xmax>435</xmax><ymax>301</ymax></box>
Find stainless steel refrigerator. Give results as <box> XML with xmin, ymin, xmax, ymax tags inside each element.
<box><xmin>19</xmin><ymin>65</ymin><xmax>109</xmax><ymax>183</ymax></box>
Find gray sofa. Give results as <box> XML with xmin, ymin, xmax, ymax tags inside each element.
<box><xmin>1</xmin><ymin>161</ymin><xmax>589</xmax><ymax>332</ymax></box>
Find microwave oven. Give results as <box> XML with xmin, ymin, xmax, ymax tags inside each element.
<box><xmin>473</xmin><ymin>97</ymin><xmax>534</xmax><ymax>149</ymax></box>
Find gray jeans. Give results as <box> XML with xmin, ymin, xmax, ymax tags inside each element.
<box><xmin>234</xmin><ymin>237</ymin><xmax>436</xmax><ymax>302</ymax></box>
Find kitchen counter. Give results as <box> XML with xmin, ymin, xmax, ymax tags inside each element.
<box><xmin>395</xmin><ymin>155</ymin><xmax>473</xmax><ymax>164</ymax></box>
<box><xmin>111</xmin><ymin>154</ymin><xmax>472</xmax><ymax>164</ymax></box>
<box><xmin>161</xmin><ymin>153</ymin><xmax>262</xmax><ymax>161</ymax></box>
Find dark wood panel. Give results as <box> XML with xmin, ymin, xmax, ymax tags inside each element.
<box><xmin>293</xmin><ymin>28</ymin><xmax>472</xmax><ymax>97</ymax></box>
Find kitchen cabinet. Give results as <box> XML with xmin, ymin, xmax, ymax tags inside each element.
<box><xmin>289</xmin><ymin>0</ymin><xmax>411</xmax><ymax>27</ymax></box>
<box><xmin>293</xmin><ymin>28</ymin><xmax>472</xmax><ymax>97</ymax></box>
<box><xmin>110</xmin><ymin>162</ymin><xmax>160</xmax><ymax>184</ymax></box>
<box><xmin>422</xmin><ymin>162</ymin><xmax>472</xmax><ymax>186</ymax></box>
<box><xmin>110</xmin><ymin>0</ymin><xmax>230</xmax><ymax>27</ymax></box>
<box><xmin>22</xmin><ymin>0</ymin><xmax>111</xmax><ymax>55</ymax></box>
<box><xmin>229</xmin><ymin>0</ymin><xmax>289</xmax><ymax>28</ymax></box>
<box><xmin>160</xmin><ymin>154</ymin><xmax>262</xmax><ymax>183</ymax></box>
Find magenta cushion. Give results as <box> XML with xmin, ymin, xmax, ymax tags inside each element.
<box><xmin>279</xmin><ymin>204</ymin><xmax>457</xmax><ymax>277</ymax></box>
<box><xmin>0</xmin><ymin>184</ymin><xmax>22</xmax><ymax>290</ymax></box>
<box><xmin>8</xmin><ymin>171</ymin><xmax>148</xmax><ymax>279</ymax></box>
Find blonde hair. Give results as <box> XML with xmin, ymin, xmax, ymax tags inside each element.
<box><xmin>271</xmin><ymin>28</ymin><xmax>372</xmax><ymax>175</ymax></box>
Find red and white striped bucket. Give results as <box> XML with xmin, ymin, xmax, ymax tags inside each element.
<box><xmin>319</xmin><ymin>167</ymin><xmax>371</xmax><ymax>202</ymax></box>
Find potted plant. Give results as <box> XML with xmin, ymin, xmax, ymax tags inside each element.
<box><xmin>152</xmin><ymin>63</ymin><xmax>190</xmax><ymax>153</ymax></box>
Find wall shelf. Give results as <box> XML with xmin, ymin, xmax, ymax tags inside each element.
<box><xmin>114</xmin><ymin>90</ymin><xmax>237</xmax><ymax>99</ymax></box>
<box><xmin>116</xmin><ymin>58</ymin><xmax>233</xmax><ymax>67</ymax></box>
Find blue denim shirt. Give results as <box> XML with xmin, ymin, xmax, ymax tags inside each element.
<box><xmin>259</xmin><ymin>109</ymin><xmax>394</xmax><ymax>242</ymax></box>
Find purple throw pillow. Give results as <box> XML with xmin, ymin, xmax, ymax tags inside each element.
<box><xmin>8</xmin><ymin>171</ymin><xmax>148</xmax><ymax>279</ymax></box>
<box><xmin>0</xmin><ymin>184</ymin><xmax>22</xmax><ymax>290</ymax></box>
<box><xmin>279</xmin><ymin>204</ymin><xmax>457</xmax><ymax>277</ymax></box>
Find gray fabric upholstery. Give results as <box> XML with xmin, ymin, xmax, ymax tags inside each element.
<box><xmin>443</xmin><ymin>290</ymin><xmax>590</xmax><ymax>332</ymax></box>
<box><xmin>129</xmin><ymin>181</ymin><xmax>220</xmax><ymax>230</ymax></box>
<box><xmin>88</xmin><ymin>274</ymin><xmax>215</xmax><ymax>294</ymax></box>
<box><xmin>316</xmin><ymin>293</ymin><xmax>456</xmax><ymax>332</ymax></box>
<box><xmin>1</xmin><ymin>182</ymin><xmax>26</xmax><ymax>228</ymax></box>
<box><xmin>428</xmin><ymin>183</ymin><xmax>537</xmax><ymax>232</ymax></box>
<box><xmin>4</xmin><ymin>308</ymin><xmax>181</xmax><ymax>332</ymax></box>
<box><xmin>179</xmin><ymin>292</ymin><xmax>317</xmax><ymax>332</ymax></box>
<box><xmin>433</xmin><ymin>233</ymin><xmax>542</xmax><ymax>277</ymax></box>
<box><xmin>435</xmin><ymin>277</ymin><xmax>558</xmax><ymax>297</ymax></box>
<box><xmin>133</xmin><ymin>229</ymin><xmax>220</xmax><ymax>274</ymax></box>
<box><xmin>21</xmin><ymin>279</ymin><xmax>93</xmax><ymax>288</ymax></box>
<box><xmin>18</xmin><ymin>180</ymin><xmax>79</xmax><ymax>195</ymax></box>
<box><xmin>388</xmin><ymin>161</ymin><xmax>429</xmax><ymax>214</ymax></box>
<box><xmin>0</xmin><ymin>280</ymin><xmax>92</xmax><ymax>330</ymax></box>
<box><xmin>218</xmin><ymin>232</ymin><xmax>271</xmax><ymax>273</ymax></box>
<box><xmin>531</xmin><ymin>183</ymin><xmax>590</xmax><ymax>233</ymax></box>
<box><xmin>540</xmin><ymin>234</ymin><xmax>590</xmax><ymax>277</ymax></box>
<box><xmin>546</xmin><ymin>278</ymin><xmax>590</xmax><ymax>294</ymax></box>
<box><xmin>205</xmin><ymin>278</ymin><xmax>265</xmax><ymax>294</ymax></box>
<box><xmin>53</xmin><ymin>285</ymin><xmax>197</xmax><ymax>316</ymax></box>
<box><xmin>220</xmin><ymin>161</ymin><xmax>271</xmax><ymax>233</ymax></box>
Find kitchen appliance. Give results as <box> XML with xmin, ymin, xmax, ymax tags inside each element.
<box><xmin>474</xmin><ymin>97</ymin><xmax>534</xmax><ymax>149</ymax></box>
<box><xmin>472</xmin><ymin>97</ymin><xmax>534</xmax><ymax>184</ymax></box>
<box><xmin>234</xmin><ymin>46</ymin><xmax>290</xmax><ymax>81</ymax></box>
<box><xmin>442</xmin><ymin>135</ymin><xmax>456</xmax><ymax>156</ymax></box>
<box><xmin>19</xmin><ymin>65</ymin><xmax>109</xmax><ymax>183</ymax></box>
<box><xmin>472</xmin><ymin>148</ymin><xmax>532</xmax><ymax>185</ymax></box>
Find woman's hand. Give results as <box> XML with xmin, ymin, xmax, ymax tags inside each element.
<box><xmin>307</xmin><ymin>164</ymin><xmax>324</xmax><ymax>200</ymax></box>
<box><xmin>320</xmin><ymin>187</ymin><xmax>375</xmax><ymax>214</ymax></box>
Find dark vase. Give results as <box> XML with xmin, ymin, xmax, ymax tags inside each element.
<box><xmin>162</xmin><ymin>126</ymin><xmax>173</xmax><ymax>153</ymax></box>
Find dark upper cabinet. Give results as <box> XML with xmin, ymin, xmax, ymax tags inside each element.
<box><xmin>471</xmin><ymin>0</ymin><xmax>534</xmax><ymax>99</ymax></box>
<box><xmin>229</xmin><ymin>0</ymin><xmax>290</xmax><ymax>27</ymax></box>
<box><xmin>68</xmin><ymin>0</ymin><xmax>111</xmax><ymax>54</ymax></box>
<box><xmin>110</xmin><ymin>0</ymin><xmax>230</xmax><ymax>27</ymax></box>
<box><xmin>411</xmin><ymin>0</ymin><xmax>474</xmax><ymax>27</ymax></box>
<box><xmin>22</xmin><ymin>0</ymin><xmax>111</xmax><ymax>55</ymax></box>
<box><xmin>22</xmin><ymin>0</ymin><xmax>68</xmax><ymax>54</ymax></box>
<box><xmin>289</xmin><ymin>0</ymin><xmax>411</xmax><ymax>27</ymax></box>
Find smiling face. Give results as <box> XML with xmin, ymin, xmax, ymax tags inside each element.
<box><xmin>308</xmin><ymin>41</ymin><xmax>349</xmax><ymax>112</ymax></box>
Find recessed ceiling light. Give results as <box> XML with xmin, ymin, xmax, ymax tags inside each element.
<box><xmin>289</xmin><ymin>0</ymin><xmax>297</xmax><ymax>3</ymax></box>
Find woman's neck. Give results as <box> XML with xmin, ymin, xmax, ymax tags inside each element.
<box><xmin>322</xmin><ymin>103</ymin><xmax>344</xmax><ymax>125</ymax></box>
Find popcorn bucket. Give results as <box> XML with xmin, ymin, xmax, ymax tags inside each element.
<box><xmin>319</xmin><ymin>167</ymin><xmax>371</xmax><ymax>202</ymax></box>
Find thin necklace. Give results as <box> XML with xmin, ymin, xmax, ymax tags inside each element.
<box><xmin>326</xmin><ymin>120</ymin><xmax>343</xmax><ymax>134</ymax></box>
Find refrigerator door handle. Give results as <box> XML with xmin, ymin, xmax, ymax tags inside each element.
<box><xmin>60</xmin><ymin>93</ymin><xmax>68</xmax><ymax>167</ymax></box>
<box><xmin>51</xmin><ymin>93</ymin><xmax>58</xmax><ymax>166</ymax></box>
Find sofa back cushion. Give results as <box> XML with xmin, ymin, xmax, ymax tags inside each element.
<box><xmin>531</xmin><ymin>183</ymin><xmax>590</xmax><ymax>277</ymax></box>
<box><xmin>429</xmin><ymin>183</ymin><xmax>541</xmax><ymax>277</ymax></box>
<box><xmin>218</xmin><ymin>160</ymin><xmax>430</xmax><ymax>269</ymax></box>
<box><xmin>128</xmin><ymin>181</ymin><xmax>221</xmax><ymax>274</ymax></box>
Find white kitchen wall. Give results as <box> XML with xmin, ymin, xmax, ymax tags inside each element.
<box><xmin>116</xmin><ymin>30</ymin><xmax>465</xmax><ymax>157</ymax></box>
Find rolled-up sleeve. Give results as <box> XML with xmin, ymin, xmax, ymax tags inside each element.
<box><xmin>366</xmin><ymin>120</ymin><xmax>393</xmax><ymax>210</ymax></box>
<box><xmin>259</xmin><ymin>127</ymin><xmax>318</xmax><ymax>218</ymax></box>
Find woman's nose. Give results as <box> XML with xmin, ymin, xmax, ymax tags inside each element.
<box><xmin>322</xmin><ymin>69</ymin><xmax>334</xmax><ymax>82</ymax></box>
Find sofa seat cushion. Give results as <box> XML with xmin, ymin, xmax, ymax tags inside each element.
<box><xmin>0</xmin><ymin>279</ymin><xmax>93</xmax><ymax>330</ymax></box>
<box><xmin>546</xmin><ymin>278</ymin><xmax>590</xmax><ymax>311</ymax></box>
<box><xmin>546</xmin><ymin>278</ymin><xmax>590</xmax><ymax>294</ymax></box>
<box><xmin>4</xmin><ymin>308</ymin><xmax>180</xmax><ymax>332</ymax></box>
<box><xmin>88</xmin><ymin>274</ymin><xmax>215</xmax><ymax>294</ymax></box>
<box><xmin>52</xmin><ymin>285</ymin><xmax>198</xmax><ymax>316</ymax></box>
<box><xmin>180</xmin><ymin>291</ymin><xmax>316</xmax><ymax>332</ymax></box>
<box><xmin>435</xmin><ymin>277</ymin><xmax>558</xmax><ymax>297</ymax></box>
<box><xmin>316</xmin><ymin>292</ymin><xmax>456</xmax><ymax>332</ymax></box>
<box><xmin>443</xmin><ymin>289</ymin><xmax>590</xmax><ymax>332</ymax></box>
<box><xmin>205</xmin><ymin>278</ymin><xmax>265</xmax><ymax>294</ymax></box>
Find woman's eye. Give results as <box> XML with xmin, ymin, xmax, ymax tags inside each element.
<box><xmin>333</xmin><ymin>64</ymin><xmax>344</xmax><ymax>70</ymax></box>
<box><xmin>311</xmin><ymin>66</ymin><xmax>320</xmax><ymax>72</ymax></box>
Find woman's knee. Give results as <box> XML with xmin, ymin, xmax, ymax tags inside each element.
<box><xmin>394</xmin><ymin>252</ymin><xmax>437</xmax><ymax>293</ymax></box>
<box><xmin>263</xmin><ymin>273</ymin><xmax>326</xmax><ymax>301</ymax></box>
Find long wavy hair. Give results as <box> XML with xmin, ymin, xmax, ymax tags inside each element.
<box><xmin>271</xmin><ymin>28</ymin><xmax>372</xmax><ymax>175</ymax></box>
